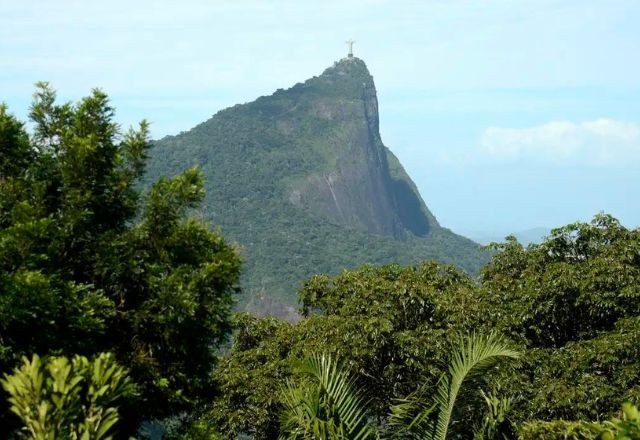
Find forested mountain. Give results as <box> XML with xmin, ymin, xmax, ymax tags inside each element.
<box><xmin>146</xmin><ymin>57</ymin><xmax>488</xmax><ymax>317</ymax></box>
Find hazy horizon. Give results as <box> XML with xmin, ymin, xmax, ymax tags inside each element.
<box><xmin>2</xmin><ymin>0</ymin><xmax>638</xmax><ymax>234</ymax></box>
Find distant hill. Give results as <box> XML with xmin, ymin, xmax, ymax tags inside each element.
<box><xmin>459</xmin><ymin>227</ymin><xmax>551</xmax><ymax>246</ymax></box>
<box><xmin>145</xmin><ymin>57</ymin><xmax>489</xmax><ymax>318</ymax></box>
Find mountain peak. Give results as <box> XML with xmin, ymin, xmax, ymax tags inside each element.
<box><xmin>279</xmin><ymin>57</ymin><xmax>375</xmax><ymax>100</ymax></box>
<box><xmin>322</xmin><ymin>57</ymin><xmax>372</xmax><ymax>82</ymax></box>
<box><xmin>259</xmin><ymin>57</ymin><xmax>437</xmax><ymax>239</ymax></box>
<box><xmin>324</xmin><ymin>56</ymin><xmax>370</xmax><ymax>75</ymax></box>
<box><xmin>193</xmin><ymin>56</ymin><xmax>436</xmax><ymax>239</ymax></box>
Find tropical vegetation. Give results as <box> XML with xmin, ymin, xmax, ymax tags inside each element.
<box><xmin>1</xmin><ymin>353</ymin><xmax>134</xmax><ymax>440</ymax></box>
<box><xmin>1</xmin><ymin>86</ymin><xmax>639</xmax><ymax>439</ymax></box>
<box><xmin>0</xmin><ymin>85</ymin><xmax>240</xmax><ymax>437</ymax></box>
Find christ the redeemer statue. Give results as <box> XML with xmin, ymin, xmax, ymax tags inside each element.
<box><xmin>346</xmin><ymin>39</ymin><xmax>355</xmax><ymax>58</ymax></box>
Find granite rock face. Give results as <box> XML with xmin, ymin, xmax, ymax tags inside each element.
<box><xmin>283</xmin><ymin>57</ymin><xmax>438</xmax><ymax>239</ymax></box>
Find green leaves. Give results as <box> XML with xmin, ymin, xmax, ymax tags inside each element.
<box><xmin>518</xmin><ymin>419</ymin><xmax>603</xmax><ymax>440</ymax></box>
<box><xmin>0</xmin><ymin>353</ymin><xmax>135</xmax><ymax>440</ymax></box>
<box><xmin>279</xmin><ymin>354</ymin><xmax>376</xmax><ymax>440</ymax></box>
<box><xmin>277</xmin><ymin>335</ymin><xmax>519</xmax><ymax>440</ymax></box>
<box><xmin>474</xmin><ymin>390</ymin><xmax>516</xmax><ymax>440</ymax></box>
<box><xmin>605</xmin><ymin>402</ymin><xmax>640</xmax><ymax>439</ymax></box>
<box><xmin>476</xmin><ymin>215</ymin><xmax>640</xmax><ymax>425</ymax></box>
<box><xmin>431</xmin><ymin>333</ymin><xmax>519</xmax><ymax>440</ymax></box>
<box><xmin>387</xmin><ymin>333</ymin><xmax>520</xmax><ymax>440</ymax></box>
<box><xmin>520</xmin><ymin>402</ymin><xmax>640</xmax><ymax>439</ymax></box>
<box><xmin>212</xmin><ymin>262</ymin><xmax>487</xmax><ymax>437</ymax></box>
<box><xmin>0</xmin><ymin>85</ymin><xmax>242</xmax><ymax>434</ymax></box>
<box><xmin>28</xmin><ymin>81</ymin><xmax>71</xmax><ymax>150</ymax></box>
<box><xmin>481</xmin><ymin>214</ymin><xmax>640</xmax><ymax>348</ymax></box>
<box><xmin>213</xmin><ymin>214</ymin><xmax>640</xmax><ymax>436</ymax></box>
<box><xmin>0</xmin><ymin>103</ymin><xmax>32</xmax><ymax>179</ymax></box>
<box><xmin>142</xmin><ymin>167</ymin><xmax>205</xmax><ymax>243</ymax></box>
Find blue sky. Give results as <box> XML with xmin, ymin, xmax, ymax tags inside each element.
<box><xmin>1</xmin><ymin>0</ymin><xmax>639</xmax><ymax>235</ymax></box>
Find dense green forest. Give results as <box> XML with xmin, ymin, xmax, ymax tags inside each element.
<box><xmin>2</xmin><ymin>87</ymin><xmax>640</xmax><ymax>439</ymax></box>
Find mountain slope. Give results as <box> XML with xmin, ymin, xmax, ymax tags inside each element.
<box><xmin>145</xmin><ymin>57</ymin><xmax>489</xmax><ymax>318</ymax></box>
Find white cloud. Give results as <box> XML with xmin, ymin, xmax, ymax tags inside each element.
<box><xmin>480</xmin><ymin>118</ymin><xmax>640</xmax><ymax>165</ymax></box>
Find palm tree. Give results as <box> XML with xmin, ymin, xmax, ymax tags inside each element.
<box><xmin>279</xmin><ymin>354</ymin><xmax>377</xmax><ymax>439</ymax></box>
<box><xmin>387</xmin><ymin>332</ymin><xmax>520</xmax><ymax>440</ymax></box>
<box><xmin>279</xmin><ymin>333</ymin><xmax>520</xmax><ymax>440</ymax></box>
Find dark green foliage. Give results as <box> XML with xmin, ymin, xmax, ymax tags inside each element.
<box><xmin>138</xmin><ymin>411</ymin><xmax>225</xmax><ymax>440</ymax></box>
<box><xmin>0</xmin><ymin>104</ymin><xmax>32</xmax><ymax>179</ymax></box>
<box><xmin>386</xmin><ymin>333</ymin><xmax>520</xmax><ymax>440</ymax></box>
<box><xmin>519</xmin><ymin>403</ymin><xmax>640</xmax><ymax>440</ymax></box>
<box><xmin>210</xmin><ymin>262</ymin><xmax>496</xmax><ymax>438</ymax></box>
<box><xmin>518</xmin><ymin>420</ymin><xmax>602</xmax><ymax>440</ymax></box>
<box><xmin>481</xmin><ymin>213</ymin><xmax>640</xmax><ymax>348</ymax></box>
<box><xmin>474</xmin><ymin>391</ymin><xmax>517</xmax><ymax>440</ymax></box>
<box><xmin>479</xmin><ymin>214</ymin><xmax>640</xmax><ymax>424</ymax></box>
<box><xmin>211</xmin><ymin>214</ymin><xmax>640</xmax><ymax>438</ymax></box>
<box><xmin>243</xmin><ymin>334</ymin><xmax>518</xmax><ymax>440</ymax></box>
<box><xmin>210</xmin><ymin>314</ymin><xmax>294</xmax><ymax>438</ymax></box>
<box><xmin>504</xmin><ymin>317</ymin><xmax>640</xmax><ymax>423</ymax></box>
<box><xmin>0</xmin><ymin>84</ymin><xmax>241</xmax><ymax>433</ymax></box>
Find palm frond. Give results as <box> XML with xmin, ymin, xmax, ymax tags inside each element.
<box><xmin>279</xmin><ymin>353</ymin><xmax>376</xmax><ymax>440</ymax></box>
<box><xmin>432</xmin><ymin>332</ymin><xmax>520</xmax><ymax>440</ymax></box>
<box><xmin>387</xmin><ymin>387</ymin><xmax>436</xmax><ymax>439</ymax></box>
<box><xmin>386</xmin><ymin>333</ymin><xmax>519</xmax><ymax>440</ymax></box>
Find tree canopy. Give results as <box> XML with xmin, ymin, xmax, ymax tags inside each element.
<box><xmin>209</xmin><ymin>215</ymin><xmax>640</xmax><ymax>438</ymax></box>
<box><xmin>0</xmin><ymin>84</ymin><xmax>241</xmax><ymax>434</ymax></box>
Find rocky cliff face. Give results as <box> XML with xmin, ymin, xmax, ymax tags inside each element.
<box><xmin>146</xmin><ymin>57</ymin><xmax>487</xmax><ymax>317</ymax></box>
<box><xmin>282</xmin><ymin>57</ymin><xmax>438</xmax><ymax>238</ymax></box>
